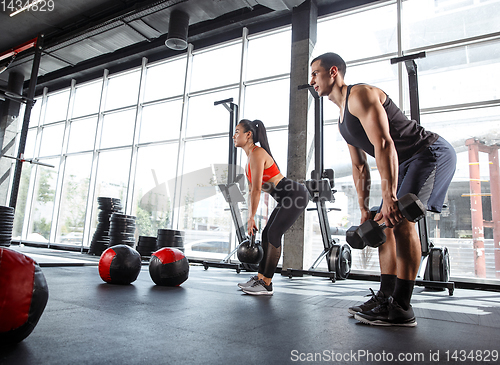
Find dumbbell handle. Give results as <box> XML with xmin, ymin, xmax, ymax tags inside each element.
<box><xmin>371</xmin><ymin>193</ymin><xmax>425</xmax><ymax>225</ymax></box>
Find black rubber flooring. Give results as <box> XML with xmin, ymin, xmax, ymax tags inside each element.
<box><xmin>1</xmin><ymin>246</ymin><xmax>500</xmax><ymax>365</ymax></box>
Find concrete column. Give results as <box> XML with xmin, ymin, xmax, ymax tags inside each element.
<box><xmin>282</xmin><ymin>0</ymin><xmax>317</xmax><ymax>270</ymax></box>
<box><xmin>0</xmin><ymin>71</ymin><xmax>24</xmax><ymax>205</ymax></box>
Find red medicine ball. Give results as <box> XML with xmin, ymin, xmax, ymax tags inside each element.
<box><xmin>0</xmin><ymin>248</ymin><xmax>49</xmax><ymax>344</ymax></box>
<box><xmin>149</xmin><ymin>247</ymin><xmax>189</xmax><ymax>286</ymax></box>
<box><xmin>98</xmin><ymin>245</ymin><xmax>142</xmax><ymax>284</ymax></box>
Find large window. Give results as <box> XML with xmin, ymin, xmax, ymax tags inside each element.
<box><xmin>139</xmin><ymin>101</ymin><xmax>183</xmax><ymax>143</ymax></box>
<box><xmin>179</xmin><ymin>138</ymin><xmax>233</xmax><ymax>259</ymax></box>
<box><xmin>72</xmin><ymin>81</ymin><xmax>102</xmax><ymax>118</ymax></box>
<box><xmin>10</xmin><ymin>0</ymin><xmax>500</xmax><ymax>283</ymax></box>
<box><xmin>246</xmin><ymin>30</ymin><xmax>291</xmax><ymax>80</ymax></box>
<box><xmin>43</xmin><ymin>90</ymin><xmax>69</xmax><ymax>125</ymax></box>
<box><xmin>402</xmin><ymin>0</ymin><xmax>500</xmax><ymax>50</ymax></box>
<box><xmin>104</xmin><ymin>70</ymin><xmax>141</xmax><ymax>111</ymax></box>
<box><xmin>132</xmin><ymin>144</ymin><xmax>179</xmax><ymax>237</ymax></box>
<box><xmin>38</xmin><ymin>123</ymin><xmax>65</xmax><ymax>157</ymax></box>
<box><xmin>243</xmin><ymin>78</ymin><xmax>290</xmax><ymax>128</ymax></box>
<box><xmin>67</xmin><ymin>117</ymin><xmax>98</xmax><ymax>153</ymax></box>
<box><xmin>100</xmin><ymin>109</ymin><xmax>136</xmax><ymax>149</ymax></box>
<box><xmin>56</xmin><ymin>154</ymin><xmax>92</xmax><ymax>246</ymax></box>
<box><xmin>315</xmin><ymin>3</ymin><xmax>397</xmax><ymax>61</ymax></box>
<box><xmin>143</xmin><ymin>58</ymin><xmax>186</xmax><ymax>103</ymax></box>
<box><xmin>27</xmin><ymin>159</ymin><xmax>59</xmax><ymax>243</ymax></box>
<box><xmin>408</xmin><ymin>40</ymin><xmax>500</xmax><ymax>110</ymax></box>
<box><xmin>190</xmin><ymin>42</ymin><xmax>241</xmax><ymax>92</ymax></box>
<box><xmin>185</xmin><ymin>89</ymin><xmax>239</xmax><ymax>138</ymax></box>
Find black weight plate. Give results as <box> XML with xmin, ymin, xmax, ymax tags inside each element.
<box><xmin>157</xmin><ymin>229</ymin><xmax>184</xmax><ymax>236</ymax></box>
<box><xmin>109</xmin><ymin>223</ymin><xmax>136</xmax><ymax>229</ymax></box>
<box><xmin>111</xmin><ymin>213</ymin><xmax>136</xmax><ymax>219</ymax></box>
<box><xmin>327</xmin><ymin>244</ymin><xmax>352</xmax><ymax>280</ymax></box>
<box><xmin>109</xmin><ymin>223</ymin><xmax>136</xmax><ymax>230</ymax></box>
<box><xmin>138</xmin><ymin>236</ymin><xmax>157</xmax><ymax>242</ymax></box>
<box><xmin>157</xmin><ymin>235</ymin><xmax>184</xmax><ymax>241</ymax></box>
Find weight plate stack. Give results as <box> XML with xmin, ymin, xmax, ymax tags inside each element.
<box><xmin>109</xmin><ymin>213</ymin><xmax>137</xmax><ymax>248</ymax></box>
<box><xmin>89</xmin><ymin>197</ymin><xmax>123</xmax><ymax>256</ymax></box>
<box><xmin>156</xmin><ymin>229</ymin><xmax>185</xmax><ymax>252</ymax></box>
<box><xmin>0</xmin><ymin>206</ymin><xmax>15</xmax><ymax>247</ymax></box>
<box><xmin>136</xmin><ymin>236</ymin><xmax>158</xmax><ymax>258</ymax></box>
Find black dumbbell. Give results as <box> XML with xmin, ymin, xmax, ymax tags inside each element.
<box><xmin>346</xmin><ymin>207</ymin><xmax>378</xmax><ymax>250</ymax></box>
<box><xmin>347</xmin><ymin>193</ymin><xmax>425</xmax><ymax>249</ymax></box>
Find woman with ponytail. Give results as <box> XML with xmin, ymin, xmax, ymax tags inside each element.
<box><xmin>233</xmin><ymin>119</ymin><xmax>309</xmax><ymax>295</ymax></box>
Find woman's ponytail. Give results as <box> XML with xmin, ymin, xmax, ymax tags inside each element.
<box><xmin>238</xmin><ymin>119</ymin><xmax>278</xmax><ymax>168</ymax></box>
<box><xmin>252</xmin><ymin>120</ymin><xmax>275</xmax><ymax>164</ymax></box>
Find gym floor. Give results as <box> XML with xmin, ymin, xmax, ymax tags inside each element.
<box><xmin>2</xmin><ymin>246</ymin><xmax>500</xmax><ymax>365</ymax></box>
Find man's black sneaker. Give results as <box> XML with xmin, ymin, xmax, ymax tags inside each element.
<box><xmin>354</xmin><ymin>296</ymin><xmax>417</xmax><ymax>327</ymax></box>
<box><xmin>348</xmin><ymin>289</ymin><xmax>386</xmax><ymax>316</ymax></box>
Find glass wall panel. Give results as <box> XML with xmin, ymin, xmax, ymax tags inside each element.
<box><xmin>23</xmin><ymin>129</ymin><xmax>38</xmax><ymax>159</ymax></box>
<box><xmin>185</xmin><ymin>89</ymin><xmax>238</xmax><ymax>138</ymax></box>
<box><xmin>402</xmin><ymin>0</ymin><xmax>500</xmax><ymax>50</ymax></box>
<box><xmin>132</xmin><ymin>143</ymin><xmax>179</xmax><ymax>237</ymax></box>
<box><xmin>406</xmin><ymin>40</ymin><xmax>500</xmax><ymax>110</ymax></box>
<box><xmin>266</xmin><ymin>129</ymin><xmax>288</xmax><ymax>176</ymax></box>
<box><xmin>55</xmin><ymin>153</ymin><xmax>93</xmax><ymax>247</ymax></box>
<box><xmin>243</xmin><ymin>79</ymin><xmax>290</xmax><ymax>128</ymax></box>
<box><xmin>91</xmin><ymin>149</ymin><xmax>132</xmax><ymax>234</ymax></box>
<box><xmin>72</xmin><ymin>81</ymin><xmax>102</xmax><ymax>118</ymax></box>
<box><xmin>314</xmin><ymin>3</ymin><xmax>397</xmax><ymax>61</ymax></box>
<box><xmin>39</xmin><ymin>123</ymin><xmax>65</xmax><ymax>157</ymax></box>
<box><xmin>67</xmin><ymin>117</ymin><xmax>98</xmax><ymax>153</ymax></box>
<box><xmin>419</xmin><ymin>106</ymin><xmax>500</xmax><ymax>279</ymax></box>
<box><xmin>12</xmin><ymin>164</ymin><xmax>32</xmax><ymax>240</ymax></box>
<box><xmin>190</xmin><ymin>43</ymin><xmax>241</xmax><ymax>92</ymax></box>
<box><xmin>139</xmin><ymin>100</ymin><xmax>182</xmax><ymax>143</ymax></box>
<box><xmin>345</xmin><ymin>60</ymin><xmax>400</xmax><ymax>107</ymax></box>
<box><xmin>179</xmin><ymin>138</ymin><xmax>233</xmax><ymax>259</ymax></box>
<box><xmin>104</xmin><ymin>70</ymin><xmax>141</xmax><ymax>111</ymax></box>
<box><xmin>246</xmin><ymin>29</ymin><xmax>291</xmax><ymax>80</ymax></box>
<box><xmin>44</xmin><ymin>90</ymin><xmax>70</xmax><ymax>125</ymax></box>
<box><xmin>27</xmin><ymin>159</ymin><xmax>59</xmax><ymax>242</ymax></box>
<box><xmin>143</xmin><ymin>58</ymin><xmax>186</xmax><ymax>103</ymax></box>
<box><xmin>29</xmin><ymin>97</ymin><xmax>42</xmax><ymax>128</ymax></box>
<box><xmin>100</xmin><ymin>109</ymin><xmax>136</xmax><ymax>149</ymax></box>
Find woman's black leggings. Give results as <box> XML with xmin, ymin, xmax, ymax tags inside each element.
<box><xmin>258</xmin><ymin>178</ymin><xmax>309</xmax><ymax>279</ymax></box>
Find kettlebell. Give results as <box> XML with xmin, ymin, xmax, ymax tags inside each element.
<box><xmin>237</xmin><ymin>231</ymin><xmax>263</xmax><ymax>264</ymax></box>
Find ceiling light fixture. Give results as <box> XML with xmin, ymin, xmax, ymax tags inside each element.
<box><xmin>165</xmin><ymin>10</ymin><xmax>190</xmax><ymax>51</ymax></box>
<box><xmin>10</xmin><ymin>0</ymin><xmax>45</xmax><ymax>17</ymax></box>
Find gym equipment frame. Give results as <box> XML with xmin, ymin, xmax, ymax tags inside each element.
<box><xmin>281</xmin><ymin>85</ymin><xmax>352</xmax><ymax>282</ymax></box>
<box><xmin>202</xmin><ymin>98</ymin><xmax>254</xmax><ymax>273</ymax></box>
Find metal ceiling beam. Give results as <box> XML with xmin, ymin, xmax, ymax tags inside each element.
<box><xmin>0</xmin><ymin>38</ymin><xmax>37</xmax><ymax>62</ymax></box>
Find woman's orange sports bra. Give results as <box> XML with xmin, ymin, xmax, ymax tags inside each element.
<box><xmin>246</xmin><ymin>146</ymin><xmax>281</xmax><ymax>185</ymax></box>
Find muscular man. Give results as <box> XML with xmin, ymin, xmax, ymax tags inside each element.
<box><xmin>310</xmin><ymin>53</ymin><xmax>456</xmax><ymax>326</ymax></box>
